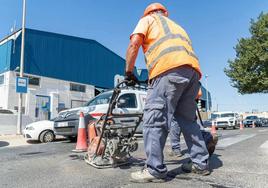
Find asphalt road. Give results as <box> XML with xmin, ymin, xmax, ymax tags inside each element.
<box><xmin>1</xmin><ymin>127</ymin><xmax>268</xmax><ymax>188</ymax></box>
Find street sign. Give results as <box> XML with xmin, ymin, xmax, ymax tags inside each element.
<box><xmin>16</xmin><ymin>77</ymin><xmax>28</xmax><ymax>93</ymax></box>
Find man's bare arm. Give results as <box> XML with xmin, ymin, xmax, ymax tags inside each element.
<box><xmin>125</xmin><ymin>34</ymin><xmax>143</xmax><ymax>73</ymax></box>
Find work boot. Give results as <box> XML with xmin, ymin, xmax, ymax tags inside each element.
<box><xmin>181</xmin><ymin>161</ymin><xmax>210</xmax><ymax>176</ymax></box>
<box><xmin>207</xmin><ymin>134</ymin><xmax>218</xmax><ymax>156</ymax></box>
<box><xmin>130</xmin><ymin>168</ymin><xmax>166</xmax><ymax>183</ymax></box>
<box><xmin>169</xmin><ymin>150</ymin><xmax>184</xmax><ymax>158</ymax></box>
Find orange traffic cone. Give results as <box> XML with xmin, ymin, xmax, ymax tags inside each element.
<box><xmin>211</xmin><ymin>120</ymin><xmax>217</xmax><ymax>135</ymax></box>
<box><xmin>240</xmin><ymin>121</ymin><xmax>244</xmax><ymax>130</ymax></box>
<box><xmin>72</xmin><ymin>112</ymin><xmax>88</xmax><ymax>152</ymax></box>
<box><xmin>88</xmin><ymin>121</ymin><xmax>97</xmax><ymax>144</ymax></box>
<box><xmin>252</xmin><ymin>121</ymin><xmax>256</xmax><ymax>128</ymax></box>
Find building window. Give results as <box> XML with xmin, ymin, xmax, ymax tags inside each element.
<box><xmin>0</xmin><ymin>75</ymin><xmax>4</xmax><ymax>85</ymax></box>
<box><xmin>0</xmin><ymin>109</ymin><xmax>14</xmax><ymax>114</ymax></box>
<box><xmin>14</xmin><ymin>106</ymin><xmax>25</xmax><ymax>114</ymax></box>
<box><xmin>16</xmin><ymin>74</ymin><xmax>40</xmax><ymax>86</ymax></box>
<box><xmin>28</xmin><ymin>77</ymin><xmax>40</xmax><ymax>86</ymax></box>
<box><xmin>71</xmin><ymin>100</ymin><xmax>87</xmax><ymax>108</ymax></box>
<box><xmin>70</xmin><ymin>83</ymin><xmax>86</xmax><ymax>92</ymax></box>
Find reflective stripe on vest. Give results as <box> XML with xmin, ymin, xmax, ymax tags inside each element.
<box><xmin>159</xmin><ymin>15</ymin><xmax>170</xmax><ymax>34</ymax></box>
<box><xmin>145</xmin><ymin>14</ymin><xmax>198</xmax><ymax>73</ymax></box>
<box><xmin>145</xmin><ymin>33</ymin><xmax>192</xmax><ymax>57</ymax></box>
<box><xmin>148</xmin><ymin>46</ymin><xmax>198</xmax><ymax>70</ymax></box>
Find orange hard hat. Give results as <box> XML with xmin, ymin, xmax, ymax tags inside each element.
<box><xmin>143</xmin><ymin>3</ymin><xmax>168</xmax><ymax>17</ymax></box>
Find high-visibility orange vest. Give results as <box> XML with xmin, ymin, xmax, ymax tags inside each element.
<box><xmin>144</xmin><ymin>13</ymin><xmax>202</xmax><ymax>80</ymax></box>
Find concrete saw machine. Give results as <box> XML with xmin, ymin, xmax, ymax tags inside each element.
<box><xmin>84</xmin><ymin>80</ymin><xmax>144</xmax><ymax>168</ymax></box>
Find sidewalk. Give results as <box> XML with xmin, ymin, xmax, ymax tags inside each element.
<box><xmin>0</xmin><ymin>124</ymin><xmax>27</xmax><ymax>135</ymax></box>
<box><xmin>0</xmin><ymin>134</ymin><xmax>30</xmax><ymax>149</ymax></box>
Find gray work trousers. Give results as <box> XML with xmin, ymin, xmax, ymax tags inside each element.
<box><xmin>169</xmin><ymin>113</ymin><xmax>207</xmax><ymax>152</ymax></box>
<box><xmin>143</xmin><ymin>66</ymin><xmax>209</xmax><ymax>178</ymax></box>
<box><xmin>169</xmin><ymin>116</ymin><xmax>182</xmax><ymax>153</ymax></box>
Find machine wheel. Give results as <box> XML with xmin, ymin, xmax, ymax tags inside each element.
<box><xmin>39</xmin><ymin>130</ymin><xmax>55</xmax><ymax>143</ymax></box>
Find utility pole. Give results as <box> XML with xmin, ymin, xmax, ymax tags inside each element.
<box><xmin>17</xmin><ymin>0</ymin><xmax>26</xmax><ymax>135</ymax></box>
<box><xmin>205</xmin><ymin>74</ymin><xmax>209</xmax><ymax>119</ymax></box>
<box><xmin>12</xmin><ymin>20</ymin><xmax>17</xmax><ymax>54</ymax></box>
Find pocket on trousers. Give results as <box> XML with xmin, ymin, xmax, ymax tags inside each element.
<box><xmin>167</xmin><ymin>75</ymin><xmax>189</xmax><ymax>84</ymax></box>
<box><xmin>143</xmin><ymin>103</ymin><xmax>166</xmax><ymax>127</ymax></box>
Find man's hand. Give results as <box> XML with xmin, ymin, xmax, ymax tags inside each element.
<box><xmin>124</xmin><ymin>71</ymin><xmax>139</xmax><ymax>86</ymax></box>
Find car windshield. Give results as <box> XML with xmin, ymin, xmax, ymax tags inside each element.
<box><xmin>211</xmin><ymin>114</ymin><xmax>220</xmax><ymax>119</ymax></box>
<box><xmin>85</xmin><ymin>92</ymin><xmax>113</xmax><ymax>106</ymax></box>
<box><xmin>211</xmin><ymin>113</ymin><xmax>235</xmax><ymax>119</ymax></box>
<box><xmin>246</xmin><ymin>116</ymin><xmax>258</xmax><ymax>120</ymax></box>
<box><xmin>221</xmin><ymin>113</ymin><xmax>235</xmax><ymax>118</ymax></box>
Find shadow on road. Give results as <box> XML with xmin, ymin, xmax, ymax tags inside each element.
<box><xmin>26</xmin><ymin>140</ymin><xmax>41</xmax><ymax>144</ymax></box>
<box><xmin>59</xmin><ymin>138</ymin><xmax>77</xmax><ymax>143</ymax></box>
<box><xmin>161</xmin><ymin>154</ymin><xmax>225</xmax><ymax>186</ymax></box>
<box><xmin>209</xmin><ymin>154</ymin><xmax>223</xmax><ymax>171</ymax></box>
<box><xmin>0</xmin><ymin>141</ymin><xmax>9</xmax><ymax>147</ymax></box>
<box><xmin>69</xmin><ymin>153</ymin><xmax>85</xmax><ymax>161</ymax></box>
<box><xmin>166</xmin><ymin>153</ymin><xmax>223</xmax><ymax>179</ymax></box>
<box><xmin>26</xmin><ymin>138</ymin><xmax>68</xmax><ymax>144</ymax></box>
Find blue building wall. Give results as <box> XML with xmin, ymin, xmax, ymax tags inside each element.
<box><xmin>0</xmin><ymin>40</ymin><xmax>12</xmax><ymax>74</ymax></box>
<box><xmin>137</xmin><ymin>69</ymin><xmax>149</xmax><ymax>81</ymax></box>
<box><xmin>9</xmin><ymin>29</ymin><xmax>128</xmax><ymax>88</ymax></box>
<box><xmin>0</xmin><ymin>29</ymin><xmax>212</xmax><ymax>108</ymax></box>
<box><xmin>200</xmin><ymin>85</ymin><xmax>212</xmax><ymax>110</ymax></box>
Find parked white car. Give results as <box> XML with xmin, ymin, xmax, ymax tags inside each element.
<box><xmin>23</xmin><ymin>120</ymin><xmax>55</xmax><ymax>143</ymax></box>
<box><xmin>211</xmin><ymin>111</ymin><xmax>239</xmax><ymax>130</ymax></box>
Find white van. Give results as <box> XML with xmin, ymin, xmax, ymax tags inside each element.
<box><xmin>211</xmin><ymin>111</ymin><xmax>239</xmax><ymax>130</ymax></box>
<box><xmin>53</xmin><ymin>88</ymin><xmax>147</xmax><ymax>138</ymax></box>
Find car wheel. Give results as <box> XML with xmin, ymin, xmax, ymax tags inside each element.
<box><xmin>233</xmin><ymin>126</ymin><xmax>236</xmax><ymax>129</ymax></box>
<box><xmin>223</xmin><ymin>127</ymin><xmax>227</xmax><ymax>130</ymax></box>
<box><xmin>40</xmin><ymin>130</ymin><xmax>55</xmax><ymax>143</ymax></box>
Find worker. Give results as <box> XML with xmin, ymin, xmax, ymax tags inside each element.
<box><xmin>168</xmin><ymin>88</ymin><xmax>203</xmax><ymax>158</ymax></box>
<box><xmin>169</xmin><ymin>88</ymin><xmax>218</xmax><ymax>159</ymax></box>
<box><xmin>125</xmin><ymin>3</ymin><xmax>210</xmax><ymax>183</ymax></box>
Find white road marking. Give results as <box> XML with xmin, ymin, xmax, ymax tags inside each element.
<box><xmin>260</xmin><ymin>140</ymin><xmax>268</xmax><ymax>154</ymax></box>
<box><xmin>217</xmin><ymin>134</ymin><xmax>256</xmax><ymax>148</ymax></box>
<box><xmin>258</xmin><ymin>129</ymin><xmax>268</xmax><ymax>132</ymax></box>
<box><xmin>260</xmin><ymin>140</ymin><xmax>268</xmax><ymax>149</ymax></box>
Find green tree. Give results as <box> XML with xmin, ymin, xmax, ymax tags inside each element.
<box><xmin>224</xmin><ymin>13</ymin><xmax>268</xmax><ymax>94</ymax></box>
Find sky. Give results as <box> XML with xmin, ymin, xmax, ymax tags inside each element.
<box><xmin>0</xmin><ymin>0</ymin><xmax>268</xmax><ymax>112</ymax></box>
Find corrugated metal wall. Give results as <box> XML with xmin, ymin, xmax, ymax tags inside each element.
<box><xmin>3</xmin><ymin>29</ymin><xmax>211</xmax><ymax>105</ymax></box>
<box><xmin>200</xmin><ymin>85</ymin><xmax>212</xmax><ymax>109</ymax></box>
<box><xmin>10</xmin><ymin>29</ymin><xmax>127</xmax><ymax>88</ymax></box>
<box><xmin>137</xmin><ymin>69</ymin><xmax>148</xmax><ymax>81</ymax></box>
<box><xmin>0</xmin><ymin>40</ymin><xmax>12</xmax><ymax>74</ymax></box>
